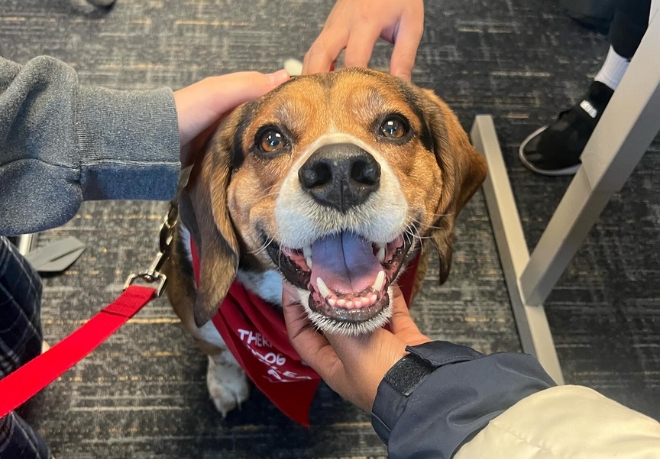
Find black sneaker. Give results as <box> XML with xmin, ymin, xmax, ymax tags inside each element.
<box><xmin>519</xmin><ymin>81</ymin><xmax>614</xmax><ymax>176</ymax></box>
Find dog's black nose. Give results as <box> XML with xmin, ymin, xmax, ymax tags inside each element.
<box><xmin>298</xmin><ymin>143</ymin><xmax>381</xmax><ymax>213</ymax></box>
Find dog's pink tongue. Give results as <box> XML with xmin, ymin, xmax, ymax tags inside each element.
<box><xmin>311</xmin><ymin>232</ymin><xmax>381</xmax><ymax>295</ymax></box>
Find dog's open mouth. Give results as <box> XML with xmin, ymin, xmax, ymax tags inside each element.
<box><xmin>265</xmin><ymin>231</ymin><xmax>412</xmax><ymax>323</ymax></box>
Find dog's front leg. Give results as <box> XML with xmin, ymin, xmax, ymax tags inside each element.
<box><xmin>196</xmin><ymin>322</ymin><xmax>250</xmax><ymax>417</ymax></box>
<box><xmin>206</xmin><ymin>350</ymin><xmax>249</xmax><ymax>417</ymax></box>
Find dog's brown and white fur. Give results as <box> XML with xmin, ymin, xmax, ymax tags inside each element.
<box><xmin>163</xmin><ymin>68</ymin><xmax>487</xmax><ymax>416</ymax></box>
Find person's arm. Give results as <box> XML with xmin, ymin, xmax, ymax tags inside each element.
<box><xmin>371</xmin><ymin>342</ymin><xmax>555</xmax><ymax>458</ymax></box>
<box><xmin>303</xmin><ymin>0</ymin><xmax>424</xmax><ymax>81</ymax></box>
<box><xmin>0</xmin><ymin>55</ymin><xmax>179</xmax><ymax>235</ymax></box>
<box><xmin>283</xmin><ymin>283</ymin><xmax>660</xmax><ymax>459</ymax></box>
<box><xmin>0</xmin><ymin>55</ymin><xmax>288</xmax><ymax>236</ymax></box>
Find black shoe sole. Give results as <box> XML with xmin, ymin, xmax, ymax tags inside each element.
<box><xmin>519</xmin><ymin>126</ymin><xmax>581</xmax><ymax>177</ymax></box>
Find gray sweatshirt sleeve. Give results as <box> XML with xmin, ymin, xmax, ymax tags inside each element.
<box><xmin>0</xmin><ymin>55</ymin><xmax>181</xmax><ymax>236</ymax></box>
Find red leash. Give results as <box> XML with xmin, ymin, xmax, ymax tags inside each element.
<box><xmin>0</xmin><ymin>204</ymin><xmax>178</xmax><ymax>419</ymax></box>
<box><xmin>0</xmin><ymin>286</ymin><xmax>156</xmax><ymax>418</ymax></box>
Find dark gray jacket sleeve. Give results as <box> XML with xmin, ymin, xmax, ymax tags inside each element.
<box><xmin>371</xmin><ymin>341</ymin><xmax>557</xmax><ymax>459</ymax></box>
<box><xmin>0</xmin><ymin>55</ymin><xmax>180</xmax><ymax>236</ymax></box>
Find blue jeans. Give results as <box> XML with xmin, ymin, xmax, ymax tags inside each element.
<box><xmin>0</xmin><ymin>237</ymin><xmax>51</xmax><ymax>459</ymax></box>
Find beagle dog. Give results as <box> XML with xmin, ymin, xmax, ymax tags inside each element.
<box><xmin>163</xmin><ymin>68</ymin><xmax>487</xmax><ymax>419</ymax></box>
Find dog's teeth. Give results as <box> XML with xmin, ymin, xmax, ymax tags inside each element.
<box><xmin>303</xmin><ymin>245</ymin><xmax>312</xmax><ymax>268</ymax></box>
<box><xmin>376</xmin><ymin>246</ymin><xmax>386</xmax><ymax>263</ymax></box>
<box><xmin>369</xmin><ymin>293</ymin><xmax>378</xmax><ymax>303</ymax></box>
<box><xmin>328</xmin><ymin>297</ymin><xmax>336</xmax><ymax>307</ymax></box>
<box><xmin>316</xmin><ymin>277</ymin><xmax>331</xmax><ymax>299</ymax></box>
<box><xmin>372</xmin><ymin>270</ymin><xmax>386</xmax><ymax>292</ymax></box>
<box><xmin>345</xmin><ymin>300</ymin><xmax>354</xmax><ymax>309</ymax></box>
<box><xmin>336</xmin><ymin>298</ymin><xmax>346</xmax><ymax>307</ymax></box>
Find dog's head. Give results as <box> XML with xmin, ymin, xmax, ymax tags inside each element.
<box><xmin>181</xmin><ymin>68</ymin><xmax>487</xmax><ymax>334</ymax></box>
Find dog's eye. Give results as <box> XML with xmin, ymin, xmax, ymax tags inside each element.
<box><xmin>379</xmin><ymin>116</ymin><xmax>409</xmax><ymax>139</ymax></box>
<box><xmin>258</xmin><ymin>129</ymin><xmax>288</xmax><ymax>153</ymax></box>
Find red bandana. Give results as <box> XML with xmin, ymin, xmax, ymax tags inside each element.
<box><xmin>190</xmin><ymin>240</ymin><xmax>418</xmax><ymax>426</ymax></box>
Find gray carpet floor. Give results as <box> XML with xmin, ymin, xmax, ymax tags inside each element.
<box><xmin>1</xmin><ymin>0</ymin><xmax>658</xmax><ymax>457</ymax></box>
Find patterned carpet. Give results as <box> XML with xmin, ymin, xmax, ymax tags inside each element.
<box><xmin>1</xmin><ymin>0</ymin><xmax>658</xmax><ymax>457</ymax></box>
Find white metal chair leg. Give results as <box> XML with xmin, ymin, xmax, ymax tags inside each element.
<box><xmin>16</xmin><ymin>234</ymin><xmax>38</xmax><ymax>256</ymax></box>
<box><xmin>471</xmin><ymin>116</ymin><xmax>564</xmax><ymax>384</ymax></box>
<box><xmin>471</xmin><ymin>13</ymin><xmax>660</xmax><ymax>384</ymax></box>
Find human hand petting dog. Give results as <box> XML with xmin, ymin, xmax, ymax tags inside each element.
<box><xmin>282</xmin><ymin>282</ymin><xmax>431</xmax><ymax>412</ymax></box>
<box><xmin>303</xmin><ymin>0</ymin><xmax>424</xmax><ymax>81</ymax></box>
<box><xmin>173</xmin><ymin>70</ymin><xmax>290</xmax><ymax>167</ymax></box>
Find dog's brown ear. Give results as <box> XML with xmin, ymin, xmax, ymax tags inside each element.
<box><xmin>179</xmin><ymin>122</ymin><xmax>240</xmax><ymax>327</ymax></box>
<box><xmin>419</xmin><ymin>89</ymin><xmax>488</xmax><ymax>284</ymax></box>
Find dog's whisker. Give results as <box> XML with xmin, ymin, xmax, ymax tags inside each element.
<box><xmin>405</xmin><ymin>225</ymin><xmax>432</xmax><ymax>244</ymax></box>
<box><xmin>423</xmin><ymin>210</ymin><xmax>454</xmax><ymax>218</ymax></box>
<box><xmin>250</xmin><ymin>237</ymin><xmax>274</xmax><ymax>256</ymax></box>
<box><xmin>408</xmin><ymin>216</ymin><xmax>454</xmax><ymax>231</ymax></box>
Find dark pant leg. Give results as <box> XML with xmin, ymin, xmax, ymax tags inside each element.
<box><xmin>610</xmin><ymin>0</ymin><xmax>652</xmax><ymax>59</ymax></box>
<box><xmin>0</xmin><ymin>237</ymin><xmax>43</xmax><ymax>376</ymax></box>
<box><xmin>0</xmin><ymin>237</ymin><xmax>51</xmax><ymax>459</ymax></box>
<box><xmin>0</xmin><ymin>413</ymin><xmax>51</xmax><ymax>459</ymax></box>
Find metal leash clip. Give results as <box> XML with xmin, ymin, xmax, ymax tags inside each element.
<box><xmin>124</xmin><ymin>203</ymin><xmax>179</xmax><ymax>297</ymax></box>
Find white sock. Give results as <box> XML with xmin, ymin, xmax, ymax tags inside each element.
<box><xmin>594</xmin><ymin>46</ymin><xmax>629</xmax><ymax>91</ymax></box>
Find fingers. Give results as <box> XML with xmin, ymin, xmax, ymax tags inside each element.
<box><xmin>281</xmin><ymin>283</ymin><xmax>344</xmax><ymax>381</ymax></box>
<box><xmin>389</xmin><ymin>10</ymin><xmax>423</xmax><ymax>81</ymax></box>
<box><xmin>303</xmin><ymin>22</ymin><xmax>380</xmax><ymax>75</ymax></box>
<box><xmin>388</xmin><ymin>284</ymin><xmax>416</xmax><ymax>333</ymax></box>
<box><xmin>303</xmin><ymin>28</ymin><xmax>348</xmax><ymax>75</ymax></box>
<box><xmin>389</xmin><ymin>284</ymin><xmax>431</xmax><ymax>345</ymax></box>
<box><xmin>174</xmin><ymin>70</ymin><xmax>290</xmax><ymax>148</ymax></box>
<box><xmin>305</xmin><ymin>0</ymin><xmax>423</xmax><ymax>79</ymax></box>
<box><xmin>343</xmin><ymin>22</ymin><xmax>381</xmax><ymax>69</ymax></box>
<box><xmin>390</xmin><ymin>38</ymin><xmax>419</xmax><ymax>81</ymax></box>
<box><xmin>203</xmin><ymin>69</ymin><xmax>289</xmax><ymax>118</ymax></box>
<box><xmin>281</xmin><ymin>283</ymin><xmax>321</xmax><ymax>345</ymax></box>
